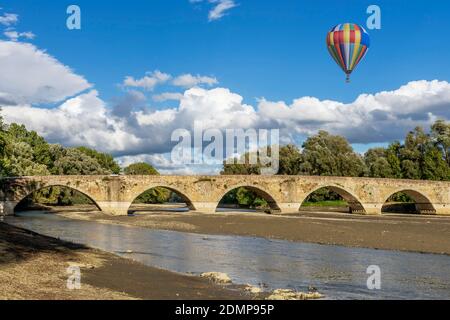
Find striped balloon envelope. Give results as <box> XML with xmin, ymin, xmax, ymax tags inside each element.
<box><xmin>326</xmin><ymin>23</ymin><xmax>370</xmax><ymax>82</ymax></box>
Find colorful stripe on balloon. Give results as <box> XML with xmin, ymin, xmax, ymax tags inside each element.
<box><xmin>326</xmin><ymin>23</ymin><xmax>370</xmax><ymax>75</ymax></box>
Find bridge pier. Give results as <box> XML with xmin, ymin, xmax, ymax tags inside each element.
<box><xmin>0</xmin><ymin>201</ymin><xmax>19</xmax><ymax>216</ymax></box>
<box><xmin>277</xmin><ymin>203</ymin><xmax>302</xmax><ymax>214</ymax></box>
<box><xmin>430</xmin><ymin>204</ymin><xmax>450</xmax><ymax>215</ymax></box>
<box><xmin>97</xmin><ymin>201</ymin><xmax>131</xmax><ymax>216</ymax></box>
<box><xmin>358</xmin><ymin>203</ymin><xmax>382</xmax><ymax>215</ymax></box>
<box><xmin>191</xmin><ymin>202</ymin><xmax>217</xmax><ymax>214</ymax></box>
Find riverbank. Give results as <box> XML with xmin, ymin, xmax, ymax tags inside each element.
<box><xmin>0</xmin><ymin>222</ymin><xmax>253</xmax><ymax>300</ymax></box>
<box><xmin>52</xmin><ymin>206</ymin><xmax>450</xmax><ymax>255</ymax></box>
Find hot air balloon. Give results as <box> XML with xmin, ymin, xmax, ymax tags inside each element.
<box><xmin>326</xmin><ymin>23</ymin><xmax>370</xmax><ymax>82</ymax></box>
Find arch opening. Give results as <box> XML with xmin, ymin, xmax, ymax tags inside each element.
<box><xmin>128</xmin><ymin>187</ymin><xmax>195</xmax><ymax>215</ymax></box>
<box><xmin>300</xmin><ymin>186</ymin><xmax>365</xmax><ymax>214</ymax></box>
<box><xmin>14</xmin><ymin>185</ymin><xmax>101</xmax><ymax>214</ymax></box>
<box><xmin>216</xmin><ymin>186</ymin><xmax>281</xmax><ymax>214</ymax></box>
<box><xmin>382</xmin><ymin>190</ymin><xmax>436</xmax><ymax>215</ymax></box>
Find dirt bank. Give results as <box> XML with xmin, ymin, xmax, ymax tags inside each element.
<box><xmin>0</xmin><ymin>222</ymin><xmax>253</xmax><ymax>300</ymax></box>
<box><xmin>53</xmin><ymin>207</ymin><xmax>450</xmax><ymax>255</ymax></box>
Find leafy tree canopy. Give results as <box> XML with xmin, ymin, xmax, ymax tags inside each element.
<box><xmin>124</xmin><ymin>162</ymin><xmax>159</xmax><ymax>175</ymax></box>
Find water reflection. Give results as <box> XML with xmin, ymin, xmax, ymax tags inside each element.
<box><xmin>6</xmin><ymin>211</ymin><xmax>450</xmax><ymax>300</ymax></box>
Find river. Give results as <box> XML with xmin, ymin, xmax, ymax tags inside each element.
<box><xmin>6</xmin><ymin>211</ymin><xmax>450</xmax><ymax>300</ymax></box>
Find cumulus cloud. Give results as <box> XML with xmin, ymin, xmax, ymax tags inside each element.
<box><xmin>0</xmin><ymin>40</ymin><xmax>91</xmax><ymax>105</ymax></box>
<box><xmin>112</xmin><ymin>90</ymin><xmax>146</xmax><ymax>119</ymax></box>
<box><xmin>4</xmin><ymin>79</ymin><xmax>450</xmax><ymax>159</ymax></box>
<box><xmin>122</xmin><ymin>70</ymin><xmax>171</xmax><ymax>91</ymax></box>
<box><xmin>4</xmin><ymin>30</ymin><xmax>35</xmax><ymax>41</ymax></box>
<box><xmin>172</xmin><ymin>74</ymin><xmax>218</xmax><ymax>88</ymax></box>
<box><xmin>1</xmin><ymin>38</ymin><xmax>449</xmax><ymax>174</ymax></box>
<box><xmin>3</xmin><ymin>87</ymin><xmax>258</xmax><ymax>157</ymax></box>
<box><xmin>152</xmin><ymin>92</ymin><xmax>184</xmax><ymax>102</ymax></box>
<box><xmin>257</xmin><ymin>80</ymin><xmax>450</xmax><ymax>144</ymax></box>
<box><xmin>2</xmin><ymin>90</ymin><xmax>141</xmax><ymax>153</ymax></box>
<box><xmin>0</xmin><ymin>13</ymin><xmax>18</xmax><ymax>26</ymax></box>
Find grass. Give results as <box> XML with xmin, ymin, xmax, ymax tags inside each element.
<box><xmin>302</xmin><ymin>200</ymin><xmax>348</xmax><ymax>207</ymax></box>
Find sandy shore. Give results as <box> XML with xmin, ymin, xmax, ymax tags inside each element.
<box><xmin>52</xmin><ymin>206</ymin><xmax>450</xmax><ymax>255</ymax></box>
<box><xmin>0</xmin><ymin>222</ymin><xmax>254</xmax><ymax>300</ymax></box>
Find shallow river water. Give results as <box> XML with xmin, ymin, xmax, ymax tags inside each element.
<box><xmin>6</xmin><ymin>211</ymin><xmax>450</xmax><ymax>300</ymax></box>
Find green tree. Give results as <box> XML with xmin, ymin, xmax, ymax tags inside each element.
<box><xmin>364</xmin><ymin>147</ymin><xmax>398</xmax><ymax>178</ymax></box>
<box><xmin>124</xmin><ymin>162</ymin><xmax>159</xmax><ymax>175</ymax></box>
<box><xmin>0</xmin><ymin>113</ymin><xmax>8</xmax><ymax>176</ymax></box>
<box><xmin>431</xmin><ymin>119</ymin><xmax>450</xmax><ymax>165</ymax></box>
<box><xmin>134</xmin><ymin>188</ymin><xmax>171</xmax><ymax>204</ymax></box>
<box><xmin>422</xmin><ymin>147</ymin><xmax>449</xmax><ymax>180</ymax></box>
<box><xmin>31</xmin><ymin>186</ymin><xmax>95</xmax><ymax>206</ymax></box>
<box><xmin>4</xmin><ymin>141</ymin><xmax>50</xmax><ymax>176</ymax></box>
<box><xmin>278</xmin><ymin>144</ymin><xmax>302</xmax><ymax>175</ymax></box>
<box><xmin>77</xmin><ymin>146</ymin><xmax>120</xmax><ymax>174</ymax></box>
<box><xmin>235</xmin><ymin>187</ymin><xmax>268</xmax><ymax>208</ymax></box>
<box><xmin>401</xmin><ymin>159</ymin><xmax>421</xmax><ymax>180</ymax></box>
<box><xmin>385</xmin><ymin>141</ymin><xmax>403</xmax><ymax>178</ymax></box>
<box><xmin>6</xmin><ymin>123</ymin><xmax>52</xmax><ymax>167</ymax></box>
<box><xmin>52</xmin><ymin>148</ymin><xmax>109</xmax><ymax>175</ymax></box>
<box><xmin>301</xmin><ymin>131</ymin><xmax>366</xmax><ymax>176</ymax></box>
<box><xmin>221</xmin><ymin>152</ymin><xmax>262</xmax><ymax>175</ymax></box>
<box><xmin>399</xmin><ymin>127</ymin><xmax>429</xmax><ymax>179</ymax></box>
<box><xmin>303</xmin><ymin>188</ymin><xmax>343</xmax><ymax>203</ymax></box>
<box><xmin>219</xmin><ymin>187</ymin><xmax>268</xmax><ymax>209</ymax></box>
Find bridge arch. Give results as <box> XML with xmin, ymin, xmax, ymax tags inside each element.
<box><xmin>382</xmin><ymin>189</ymin><xmax>436</xmax><ymax>214</ymax></box>
<box><xmin>128</xmin><ymin>185</ymin><xmax>196</xmax><ymax>214</ymax></box>
<box><xmin>13</xmin><ymin>184</ymin><xmax>102</xmax><ymax>213</ymax></box>
<box><xmin>215</xmin><ymin>184</ymin><xmax>281</xmax><ymax>212</ymax></box>
<box><xmin>300</xmin><ymin>185</ymin><xmax>366</xmax><ymax>213</ymax></box>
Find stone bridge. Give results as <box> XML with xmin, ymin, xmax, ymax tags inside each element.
<box><xmin>0</xmin><ymin>175</ymin><xmax>449</xmax><ymax>216</ymax></box>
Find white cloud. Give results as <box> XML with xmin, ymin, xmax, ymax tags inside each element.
<box><xmin>208</xmin><ymin>0</ymin><xmax>237</xmax><ymax>21</ymax></box>
<box><xmin>2</xmin><ymin>90</ymin><xmax>141</xmax><ymax>153</ymax></box>
<box><xmin>1</xmin><ymin>39</ymin><xmax>449</xmax><ymax>175</ymax></box>
<box><xmin>2</xmin><ymin>86</ymin><xmax>258</xmax><ymax>158</ymax></box>
<box><xmin>257</xmin><ymin>80</ymin><xmax>450</xmax><ymax>144</ymax></box>
<box><xmin>0</xmin><ymin>9</ymin><xmax>35</xmax><ymax>42</ymax></box>
<box><xmin>4</xmin><ymin>30</ymin><xmax>35</xmax><ymax>41</ymax></box>
<box><xmin>4</xmin><ymin>80</ymin><xmax>450</xmax><ymax>162</ymax></box>
<box><xmin>123</xmin><ymin>72</ymin><xmax>218</xmax><ymax>92</ymax></box>
<box><xmin>0</xmin><ymin>13</ymin><xmax>18</xmax><ymax>26</ymax></box>
<box><xmin>152</xmin><ymin>92</ymin><xmax>184</xmax><ymax>102</ymax></box>
<box><xmin>172</xmin><ymin>73</ymin><xmax>218</xmax><ymax>88</ymax></box>
<box><xmin>0</xmin><ymin>40</ymin><xmax>91</xmax><ymax>105</ymax></box>
<box><xmin>123</xmin><ymin>70</ymin><xmax>171</xmax><ymax>91</ymax></box>
<box><xmin>189</xmin><ymin>0</ymin><xmax>237</xmax><ymax>21</ymax></box>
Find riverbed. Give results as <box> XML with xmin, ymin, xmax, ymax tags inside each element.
<box><xmin>6</xmin><ymin>211</ymin><xmax>450</xmax><ymax>300</ymax></box>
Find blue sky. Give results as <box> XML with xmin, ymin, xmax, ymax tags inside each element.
<box><xmin>5</xmin><ymin>0</ymin><xmax>450</xmax><ymax>102</ymax></box>
<box><xmin>1</xmin><ymin>1</ymin><xmax>450</xmax><ymax>173</ymax></box>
